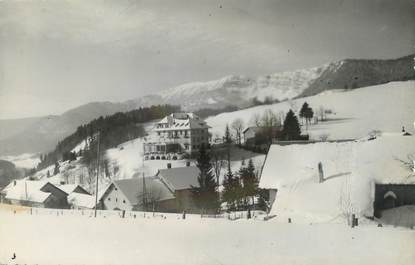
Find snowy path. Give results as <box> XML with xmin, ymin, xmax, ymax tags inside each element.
<box><xmin>0</xmin><ymin>210</ymin><xmax>414</xmax><ymax>265</ymax></box>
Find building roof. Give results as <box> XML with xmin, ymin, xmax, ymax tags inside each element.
<box><xmin>242</xmin><ymin>127</ymin><xmax>261</xmax><ymax>134</ymax></box>
<box><xmin>2</xmin><ymin>180</ymin><xmax>52</xmax><ymax>203</ymax></box>
<box><xmin>112</xmin><ymin>176</ymin><xmax>175</xmax><ymax>206</ymax></box>
<box><xmin>157</xmin><ymin>166</ymin><xmax>200</xmax><ymax>191</ymax></box>
<box><xmin>68</xmin><ymin>193</ymin><xmax>96</xmax><ymax>209</ymax></box>
<box><xmin>259</xmin><ymin>133</ymin><xmax>415</xmax><ymax>220</ymax></box>
<box><xmin>58</xmin><ymin>184</ymin><xmax>90</xmax><ymax>195</ymax></box>
<box><xmin>154</xmin><ymin>113</ymin><xmax>210</xmax><ymax>131</ymax></box>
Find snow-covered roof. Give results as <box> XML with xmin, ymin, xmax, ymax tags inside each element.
<box><xmin>157</xmin><ymin>166</ymin><xmax>200</xmax><ymax>191</ymax></box>
<box><xmin>154</xmin><ymin>113</ymin><xmax>210</xmax><ymax>131</ymax></box>
<box><xmin>259</xmin><ymin>134</ymin><xmax>415</xmax><ymax>220</ymax></box>
<box><xmin>2</xmin><ymin>180</ymin><xmax>52</xmax><ymax>203</ymax></box>
<box><xmin>58</xmin><ymin>184</ymin><xmax>89</xmax><ymax>195</ymax></box>
<box><xmin>111</xmin><ymin>176</ymin><xmax>175</xmax><ymax>205</ymax></box>
<box><xmin>68</xmin><ymin>193</ymin><xmax>96</xmax><ymax>209</ymax></box>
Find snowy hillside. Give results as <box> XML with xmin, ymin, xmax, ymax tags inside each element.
<box><xmin>206</xmin><ymin>81</ymin><xmax>415</xmax><ymax>140</ymax></box>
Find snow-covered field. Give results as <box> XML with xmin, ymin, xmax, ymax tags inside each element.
<box><xmin>206</xmin><ymin>81</ymin><xmax>415</xmax><ymax>140</ymax></box>
<box><xmin>0</xmin><ymin>208</ymin><xmax>414</xmax><ymax>265</ymax></box>
<box><xmin>106</xmin><ymin>138</ymin><xmax>265</xmax><ymax>184</ymax></box>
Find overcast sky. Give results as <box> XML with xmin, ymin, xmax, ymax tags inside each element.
<box><xmin>0</xmin><ymin>0</ymin><xmax>413</xmax><ymax>119</ymax></box>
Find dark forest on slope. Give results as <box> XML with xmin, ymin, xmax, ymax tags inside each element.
<box><xmin>36</xmin><ymin>105</ymin><xmax>180</xmax><ymax>171</ymax></box>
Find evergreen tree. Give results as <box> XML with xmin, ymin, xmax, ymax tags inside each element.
<box><xmin>282</xmin><ymin>109</ymin><xmax>301</xmax><ymax>140</ymax></box>
<box><xmin>239</xmin><ymin>159</ymin><xmax>259</xmax><ymax>209</ymax></box>
<box><xmin>222</xmin><ymin>163</ymin><xmax>243</xmax><ymax>211</ymax></box>
<box><xmin>191</xmin><ymin>144</ymin><xmax>219</xmax><ymax>213</ymax></box>
<box><xmin>53</xmin><ymin>161</ymin><xmax>60</xmax><ymax>175</ymax></box>
<box><xmin>222</xmin><ymin>166</ymin><xmax>236</xmax><ymax>210</ymax></box>
<box><xmin>299</xmin><ymin>102</ymin><xmax>309</xmax><ymax>125</ymax></box>
<box><xmin>305</xmin><ymin>106</ymin><xmax>314</xmax><ymax>125</ymax></box>
<box><xmin>224</xmin><ymin>124</ymin><xmax>232</xmax><ymax>144</ymax></box>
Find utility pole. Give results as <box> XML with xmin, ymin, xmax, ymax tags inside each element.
<box><xmin>25</xmin><ymin>180</ymin><xmax>28</xmax><ymax>201</ymax></box>
<box><xmin>94</xmin><ymin>131</ymin><xmax>101</xmax><ymax>218</ymax></box>
<box><xmin>142</xmin><ymin>143</ymin><xmax>147</xmax><ymax>212</ymax></box>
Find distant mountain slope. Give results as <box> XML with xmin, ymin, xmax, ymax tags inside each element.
<box><xmin>0</xmin><ymin>54</ymin><xmax>413</xmax><ymax>156</ymax></box>
<box><xmin>300</xmin><ymin>54</ymin><xmax>414</xmax><ymax>97</ymax></box>
<box><xmin>0</xmin><ymin>160</ymin><xmax>24</xmax><ymax>188</ymax></box>
<box><xmin>0</xmin><ymin>102</ymin><xmax>133</xmax><ymax>155</ymax></box>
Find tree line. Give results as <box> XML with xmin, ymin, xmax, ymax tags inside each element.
<box><xmin>36</xmin><ymin>105</ymin><xmax>181</xmax><ymax>173</ymax></box>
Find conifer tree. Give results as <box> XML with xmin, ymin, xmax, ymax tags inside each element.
<box><xmin>191</xmin><ymin>144</ymin><xmax>219</xmax><ymax>212</ymax></box>
<box><xmin>299</xmin><ymin>102</ymin><xmax>309</xmax><ymax>125</ymax></box>
<box><xmin>240</xmin><ymin>159</ymin><xmax>258</xmax><ymax>209</ymax></box>
<box><xmin>53</xmin><ymin>161</ymin><xmax>60</xmax><ymax>175</ymax></box>
<box><xmin>282</xmin><ymin>109</ymin><xmax>301</xmax><ymax>140</ymax></box>
<box><xmin>305</xmin><ymin>106</ymin><xmax>314</xmax><ymax>125</ymax></box>
<box><xmin>222</xmin><ymin>162</ymin><xmax>243</xmax><ymax>211</ymax></box>
<box><xmin>224</xmin><ymin>124</ymin><xmax>232</xmax><ymax>144</ymax></box>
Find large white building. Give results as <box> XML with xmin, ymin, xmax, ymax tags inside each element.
<box><xmin>143</xmin><ymin>113</ymin><xmax>210</xmax><ymax>158</ymax></box>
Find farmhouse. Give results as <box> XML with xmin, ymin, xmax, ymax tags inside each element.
<box><xmin>100</xmin><ymin>175</ymin><xmax>176</xmax><ymax>212</ymax></box>
<box><xmin>156</xmin><ymin>163</ymin><xmax>200</xmax><ymax>213</ymax></box>
<box><xmin>0</xmin><ymin>180</ymin><xmax>69</xmax><ymax>209</ymax></box>
<box><xmin>259</xmin><ymin>133</ymin><xmax>415</xmax><ymax>222</ymax></box>
<box><xmin>143</xmin><ymin>113</ymin><xmax>210</xmax><ymax>159</ymax></box>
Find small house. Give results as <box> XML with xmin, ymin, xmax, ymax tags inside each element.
<box><xmin>100</xmin><ymin>176</ymin><xmax>176</xmax><ymax>212</ymax></box>
<box><xmin>156</xmin><ymin>163</ymin><xmax>200</xmax><ymax>213</ymax></box>
<box><xmin>0</xmin><ymin>180</ymin><xmax>69</xmax><ymax>209</ymax></box>
<box><xmin>243</xmin><ymin>126</ymin><xmax>283</xmax><ymax>146</ymax></box>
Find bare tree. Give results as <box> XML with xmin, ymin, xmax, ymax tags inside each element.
<box><xmin>231</xmin><ymin>118</ymin><xmax>244</xmax><ymax>145</ymax></box>
<box><xmin>395</xmin><ymin>154</ymin><xmax>415</xmax><ymax>178</ymax></box>
<box><xmin>318</xmin><ymin>106</ymin><xmax>326</xmax><ymax>121</ymax></box>
<box><xmin>261</xmin><ymin>109</ymin><xmax>279</xmax><ymax>128</ymax></box>
<box><xmin>339</xmin><ymin>174</ymin><xmax>355</xmax><ymax>225</ymax></box>
<box><xmin>211</xmin><ymin>146</ymin><xmax>226</xmax><ymax>186</ymax></box>
<box><xmin>250</xmin><ymin>113</ymin><xmax>262</xmax><ymax>127</ymax></box>
<box><xmin>261</xmin><ymin>109</ymin><xmax>280</xmax><ymax>144</ymax></box>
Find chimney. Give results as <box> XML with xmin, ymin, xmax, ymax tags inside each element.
<box><xmin>186</xmin><ymin>161</ymin><xmax>191</xmax><ymax>167</ymax></box>
<box><xmin>13</xmin><ymin>180</ymin><xmax>17</xmax><ymax>186</ymax></box>
<box><xmin>318</xmin><ymin>162</ymin><xmax>324</xmax><ymax>183</ymax></box>
<box><xmin>167</xmin><ymin>163</ymin><xmax>172</xmax><ymax>169</ymax></box>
